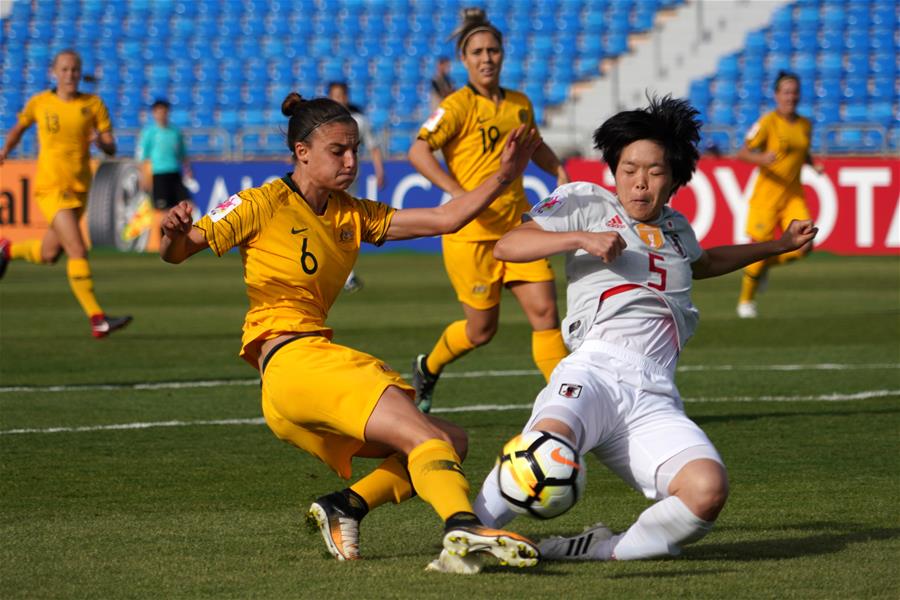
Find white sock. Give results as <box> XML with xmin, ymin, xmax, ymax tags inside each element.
<box><xmin>612</xmin><ymin>496</ymin><xmax>713</xmax><ymax>560</ymax></box>
<box><xmin>473</xmin><ymin>464</ymin><xmax>517</xmax><ymax>528</ymax></box>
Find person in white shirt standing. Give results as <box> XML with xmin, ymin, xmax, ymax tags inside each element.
<box><xmin>429</xmin><ymin>95</ymin><xmax>817</xmax><ymax>572</ymax></box>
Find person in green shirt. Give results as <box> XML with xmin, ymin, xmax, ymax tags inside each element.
<box><xmin>137</xmin><ymin>99</ymin><xmax>193</xmax><ymax>210</ymax></box>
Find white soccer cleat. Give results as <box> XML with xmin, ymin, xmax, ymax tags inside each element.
<box><xmin>538</xmin><ymin>522</ymin><xmax>615</xmax><ymax>561</ymax></box>
<box><xmin>442</xmin><ymin>524</ymin><xmax>539</xmax><ymax>568</ymax></box>
<box><xmin>736</xmin><ymin>301</ymin><xmax>758</xmax><ymax>319</ymax></box>
<box><xmin>425</xmin><ymin>549</ymin><xmax>486</xmax><ymax>575</ymax></box>
<box><xmin>307</xmin><ymin>492</ymin><xmax>361</xmax><ymax>560</ymax></box>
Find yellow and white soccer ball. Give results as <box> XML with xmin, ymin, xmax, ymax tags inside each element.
<box><xmin>496</xmin><ymin>430</ymin><xmax>586</xmax><ymax>519</ymax></box>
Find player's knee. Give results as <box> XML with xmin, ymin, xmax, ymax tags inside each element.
<box><xmin>467</xmin><ymin>322</ymin><xmax>497</xmax><ymax>346</ymax></box>
<box><xmin>689</xmin><ymin>467</ymin><xmax>729</xmax><ymax>520</ymax></box>
<box><xmin>528</xmin><ymin>302</ymin><xmax>559</xmax><ymax>328</ymax></box>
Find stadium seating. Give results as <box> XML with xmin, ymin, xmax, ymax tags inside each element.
<box><xmin>0</xmin><ymin>0</ymin><xmax>684</xmax><ymax>157</ymax></box>
<box><xmin>691</xmin><ymin>0</ymin><xmax>899</xmax><ymax>154</ymax></box>
<box><xmin>1</xmin><ymin>0</ymin><xmax>894</xmax><ymax>156</ymax></box>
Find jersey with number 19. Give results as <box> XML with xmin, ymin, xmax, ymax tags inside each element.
<box><xmin>529</xmin><ymin>182</ymin><xmax>703</xmax><ymax>370</ymax></box>
<box><xmin>193</xmin><ymin>175</ymin><xmax>395</xmax><ymax>367</ymax></box>
<box><xmin>418</xmin><ymin>84</ymin><xmax>537</xmax><ymax>241</ymax></box>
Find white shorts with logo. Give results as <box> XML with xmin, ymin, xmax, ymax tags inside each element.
<box><xmin>523</xmin><ymin>339</ymin><xmax>723</xmax><ymax>501</ymax></box>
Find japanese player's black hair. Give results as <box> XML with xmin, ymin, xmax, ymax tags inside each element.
<box><xmin>592</xmin><ymin>94</ymin><xmax>701</xmax><ymax>195</ymax></box>
<box><xmin>280</xmin><ymin>92</ymin><xmax>355</xmax><ymax>153</ymax></box>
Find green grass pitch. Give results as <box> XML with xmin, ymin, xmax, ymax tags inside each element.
<box><xmin>1</xmin><ymin>250</ymin><xmax>898</xmax><ymax>599</ymax></box>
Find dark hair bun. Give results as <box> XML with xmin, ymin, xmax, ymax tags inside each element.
<box><xmin>461</xmin><ymin>6</ymin><xmax>487</xmax><ymax>24</ymax></box>
<box><xmin>281</xmin><ymin>92</ymin><xmax>304</xmax><ymax>117</ymax></box>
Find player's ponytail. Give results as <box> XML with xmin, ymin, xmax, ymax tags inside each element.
<box><xmin>452</xmin><ymin>7</ymin><xmax>503</xmax><ymax>55</ymax></box>
<box><xmin>281</xmin><ymin>92</ymin><xmax>355</xmax><ymax>155</ymax></box>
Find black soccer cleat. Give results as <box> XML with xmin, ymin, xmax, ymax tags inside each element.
<box><xmin>411</xmin><ymin>353</ymin><xmax>440</xmax><ymax>413</ymax></box>
<box><xmin>91</xmin><ymin>314</ymin><xmax>133</xmax><ymax>339</ymax></box>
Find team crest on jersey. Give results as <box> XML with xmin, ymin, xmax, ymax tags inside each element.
<box><xmin>422</xmin><ymin>107</ymin><xmax>445</xmax><ymax>132</ymax></box>
<box><xmin>666</xmin><ymin>231</ymin><xmax>687</xmax><ymax>258</ymax></box>
<box><xmin>636</xmin><ymin>223</ymin><xmax>664</xmax><ymax>249</ymax></box>
<box><xmin>339</xmin><ymin>226</ymin><xmax>354</xmax><ymax>243</ymax></box>
<box><xmin>559</xmin><ymin>384</ymin><xmax>582</xmax><ymax>399</ymax></box>
<box><xmin>533</xmin><ymin>194</ymin><xmax>564</xmax><ymax>216</ymax></box>
<box><xmin>208</xmin><ymin>194</ymin><xmax>242</xmax><ymax>222</ymax></box>
<box><xmin>518</xmin><ymin>109</ymin><xmax>529</xmax><ymax>123</ymax></box>
<box><xmin>605</xmin><ymin>215</ymin><xmax>625</xmax><ymax>229</ymax></box>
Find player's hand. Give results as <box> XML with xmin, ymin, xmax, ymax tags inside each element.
<box><xmin>580</xmin><ymin>231</ymin><xmax>627</xmax><ymax>263</ymax></box>
<box><xmin>758</xmin><ymin>152</ymin><xmax>777</xmax><ymax>166</ymax></box>
<box><xmin>161</xmin><ymin>200</ymin><xmax>196</xmax><ymax>238</ymax></box>
<box><xmin>779</xmin><ymin>219</ymin><xmax>817</xmax><ymax>253</ymax></box>
<box><xmin>496</xmin><ymin>125</ymin><xmax>542</xmax><ymax>185</ymax></box>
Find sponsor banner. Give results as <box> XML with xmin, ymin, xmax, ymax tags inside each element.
<box><xmin>566</xmin><ymin>158</ymin><xmax>900</xmax><ymax>255</ymax></box>
<box><xmin>4</xmin><ymin>158</ymin><xmax>897</xmax><ymax>255</ymax></box>
<box><xmin>190</xmin><ymin>160</ymin><xmax>558</xmax><ymax>253</ymax></box>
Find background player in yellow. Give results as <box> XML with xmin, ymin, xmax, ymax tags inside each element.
<box><xmin>408</xmin><ymin>8</ymin><xmax>570</xmax><ymax>411</ymax></box>
<box><xmin>160</xmin><ymin>92</ymin><xmax>544</xmax><ymax>568</ymax></box>
<box><xmin>0</xmin><ymin>49</ymin><xmax>131</xmax><ymax>338</ymax></box>
<box><xmin>735</xmin><ymin>71</ymin><xmax>823</xmax><ymax>319</ymax></box>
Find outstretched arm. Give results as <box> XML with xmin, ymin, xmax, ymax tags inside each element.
<box><xmin>494</xmin><ymin>221</ymin><xmax>626</xmax><ymax>263</ymax></box>
<box><xmin>691</xmin><ymin>219</ymin><xmax>817</xmax><ymax>279</ymax></box>
<box><xmin>160</xmin><ymin>201</ymin><xmax>209</xmax><ymax>263</ymax></box>
<box><xmin>0</xmin><ymin>123</ymin><xmax>29</xmax><ymax>164</ymax></box>
<box><xmin>386</xmin><ymin>126</ymin><xmax>541</xmax><ymax>240</ymax></box>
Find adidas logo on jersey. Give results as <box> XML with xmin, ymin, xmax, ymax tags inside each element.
<box><xmin>605</xmin><ymin>215</ymin><xmax>625</xmax><ymax>229</ymax></box>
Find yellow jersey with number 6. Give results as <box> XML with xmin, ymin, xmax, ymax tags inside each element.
<box><xmin>193</xmin><ymin>175</ymin><xmax>395</xmax><ymax>367</ymax></box>
<box><xmin>418</xmin><ymin>84</ymin><xmax>536</xmax><ymax>241</ymax></box>
<box><xmin>17</xmin><ymin>90</ymin><xmax>112</xmax><ymax>195</ymax></box>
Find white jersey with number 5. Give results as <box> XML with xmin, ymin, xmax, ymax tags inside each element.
<box><xmin>529</xmin><ymin>182</ymin><xmax>703</xmax><ymax>370</ymax></box>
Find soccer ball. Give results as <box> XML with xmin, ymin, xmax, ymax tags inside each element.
<box><xmin>496</xmin><ymin>430</ymin><xmax>586</xmax><ymax>519</ymax></box>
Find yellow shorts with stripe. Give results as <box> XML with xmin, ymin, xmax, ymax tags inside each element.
<box><xmin>260</xmin><ymin>335</ymin><xmax>414</xmax><ymax>480</ymax></box>
<box><xmin>36</xmin><ymin>189</ymin><xmax>87</xmax><ymax>224</ymax></box>
<box><xmin>746</xmin><ymin>192</ymin><xmax>810</xmax><ymax>242</ymax></box>
<box><xmin>441</xmin><ymin>237</ymin><xmax>555</xmax><ymax>310</ymax></box>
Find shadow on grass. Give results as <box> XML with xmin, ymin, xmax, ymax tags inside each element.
<box><xmin>687</xmin><ymin>523</ymin><xmax>900</xmax><ymax>561</ymax></box>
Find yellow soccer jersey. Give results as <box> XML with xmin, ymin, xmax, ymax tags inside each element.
<box><xmin>17</xmin><ymin>90</ymin><xmax>112</xmax><ymax>195</ymax></box>
<box><xmin>418</xmin><ymin>84</ymin><xmax>537</xmax><ymax>241</ymax></box>
<box><xmin>193</xmin><ymin>175</ymin><xmax>395</xmax><ymax>367</ymax></box>
<box><xmin>744</xmin><ymin>111</ymin><xmax>812</xmax><ymax>202</ymax></box>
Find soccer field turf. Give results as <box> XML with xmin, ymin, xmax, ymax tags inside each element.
<box><xmin>1</xmin><ymin>251</ymin><xmax>898</xmax><ymax>599</ymax></box>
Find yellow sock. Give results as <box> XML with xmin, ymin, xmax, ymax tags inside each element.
<box><xmin>11</xmin><ymin>239</ymin><xmax>43</xmax><ymax>264</ymax></box>
<box><xmin>66</xmin><ymin>258</ymin><xmax>103</xmax><ymax>317</ymax></box>
<box><xmin>406</xmin><ymin>439</ymin><xmax>472</xmax><ymax>521</ymax></box>
<box><xmin>532</xmin><ymin>328</ymin><xmax>568</xmax><ymax>381</ymax></box>
<box><xmin>739</xmin><ymin>259</ymin><xmax>767</xmax><ymax>303</ymax></box>
<box><xmin>425</xmin><ymin>320</ymin><xmax>476</xmax><ymax>375</ymax></box>
<box><xmin>350</xmin><ymin>453</ymin><xmax>414</xmax><ymax>510</ymax></box>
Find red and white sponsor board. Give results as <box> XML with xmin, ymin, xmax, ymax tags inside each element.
<box><xmin>566</xmin><ymin>158</ymin><xmax>900</xmax><ymax>255</ymax></box>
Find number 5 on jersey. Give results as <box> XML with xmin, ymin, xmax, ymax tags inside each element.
<box><xmin>648</xmin><ymin>253</ymin><xmax>666</xmax><ymax>291</ymax></box>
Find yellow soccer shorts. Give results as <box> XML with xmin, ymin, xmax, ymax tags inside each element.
<box><xmin>260</xmin><ymin>335</ymin><xmax>414</xmax><ymax>480</ymax></box>
<box><xmin>36</xmin><ymin>189</ymin><xmax>87</xmax><ymax>225</ymax></box>
<box><xmin>441</xmin><ymin>237</ymin><xmax>555</xmax><ymax>310</ymax></box>
<box><xmin>746</xmin><ymin>192</ymin><xmax>811</xmax><ymax>242</ymax></box>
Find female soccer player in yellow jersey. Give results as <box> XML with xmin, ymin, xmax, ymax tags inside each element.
<box><xmin>735</xmin><ymin>71</ymin><xmax>823</xmax><ymax>318</ymax></box>
<box><xmin>160</xmin><ymin>93</ymin><xmax>543</xmax><ymax>568</ymax></box>
<box><xmin>0</xmin><ymin>49</ymin><xmax>131</xmax><ymax>338</ymax></box>
<box><xmin>408</xmin><ymin>8</ymin><xmax>570</xmax><ymax>412</ymax></box>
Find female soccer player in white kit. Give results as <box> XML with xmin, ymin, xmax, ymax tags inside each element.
<box><xmin>454</xmin><ymin>95</ymin><xmax>818</xmax><ymax>567</ymax></box>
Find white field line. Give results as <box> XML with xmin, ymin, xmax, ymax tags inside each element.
<box><xmin>0</xmin><ymin>390</ymin><xmax>897</xmax><ymax>436</ymax></box>
<box><xmin>1</xmin><ymin>363</ymin><xmax>898</xmax><ymax>395</ymax></box>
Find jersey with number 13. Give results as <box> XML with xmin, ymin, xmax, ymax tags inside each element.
<box><xmin>193</xmin><ymin>175</ymin><xmax>394</xmax><ymax>366</ymax></box>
